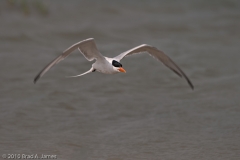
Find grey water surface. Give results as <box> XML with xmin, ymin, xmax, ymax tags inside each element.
<box><xmin>0</xmin><ymin>0</ymin><xmax>240</xmax><ymax>160</ymax></box>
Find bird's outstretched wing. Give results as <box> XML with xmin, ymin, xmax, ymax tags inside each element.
<box><xmin>34</xmin><ymin>38</ymin><xmax>104</xmax><ymax>83</ymax></box>
<box><xmin>114</xmin><ymin>44</ymin><xmax>194</xmax><ymax>89</ymax></box>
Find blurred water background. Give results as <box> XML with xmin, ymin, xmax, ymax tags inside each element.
<box><xmin>0</xmin><ymin>0</ymin><xmax>240</xmax><ymax>159</ymax></box>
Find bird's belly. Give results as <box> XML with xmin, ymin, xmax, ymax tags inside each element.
<box><xmin>93</xmin><ymin>63</ymin><xmax>117</xmax><ymax>74</ymax></box>
<box><xmin>97</xmin><ymin>68</ymin><xmax>117</xmax><ymax>74</ymax></box>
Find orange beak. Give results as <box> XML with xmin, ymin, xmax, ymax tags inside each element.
<box><xmin>118</xmin><ymin>67</ymin><xmax>126</xmax><ymax>73</ymax></box>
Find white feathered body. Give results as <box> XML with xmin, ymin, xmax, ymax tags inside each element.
<box><xmin>93</xmin><ymin>57</ymin><xmax>119</xmax><ymax>74</ymax></box>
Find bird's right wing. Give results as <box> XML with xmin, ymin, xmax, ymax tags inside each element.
<box><xmin>114</xmin><ymin>44</ymin><xmax>194</xmax><ymax>89</ymax></box>
<box><xmin>34</xmin><ymin>38</ymin><xmax>104</xmax><ymax>83</ymax></box>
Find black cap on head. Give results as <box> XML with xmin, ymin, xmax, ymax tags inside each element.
<box><xmin>112</xmin><ymin>60</ymin><xmax>122</xmax><ymax>67</ymax></box>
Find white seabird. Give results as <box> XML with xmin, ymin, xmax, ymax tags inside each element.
<box><xmin>34</xmin><ymin>38</ymin><xmax>194</xmax><ymax>89</ymax></box>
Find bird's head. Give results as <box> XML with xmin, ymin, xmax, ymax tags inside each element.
<box><xmin>112</xmin><ymin>60</ymin><xmax>126</xmax><ymax>73</ymax></box>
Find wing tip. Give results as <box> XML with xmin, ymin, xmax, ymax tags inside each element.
<box><xmin>190</xmin><ymin>84</ymin><xmax>194</xmax><ymax>90</ymax></box>
<box><xmin>33</xmin><ymin>75</ymin><xmax>40</xmax><ymax>84</ymax></box>
<box><xmin>187</xmin><ymin>79</ymin><xmax>194</xmax><ymax>90</ymax></box>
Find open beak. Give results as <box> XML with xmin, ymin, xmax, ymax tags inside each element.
<box><xmin>118</xmin><ymin>67</ymin><xmax>126</xmax><ymax>73</ymax></box>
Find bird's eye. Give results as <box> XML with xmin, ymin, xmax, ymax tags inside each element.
<box><xmin>112</xmin><ymin>60</ymin><xmax>122</xmax><ymax>67</ymax></box>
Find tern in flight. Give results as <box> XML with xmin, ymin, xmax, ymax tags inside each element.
<box><xmin>34</xmin><ymin>38</ymin><xmax>194</xmax><ymax>89</ymax></box>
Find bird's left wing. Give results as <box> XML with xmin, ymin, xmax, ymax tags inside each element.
<box><xmin>34</xmin><ymin>38</ymin><xmax>103</xmax><ymax>83</ymax></box>
<box><xmin>114</xmin><ymin>44</ymin><xmax>194</xmax><ymax>89</ymax></box>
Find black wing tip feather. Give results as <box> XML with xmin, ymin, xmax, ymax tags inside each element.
<box><xmin>167</xmin><ymin>59</ymin><xmax>194</xmax><ymax>90</ymax></box>
<box><xmin>33</xmin><ymin>74</ymin><xmax>41</xmax><ymax>84</ymax></box>
<box><xmin>187</xmin><ymin>78</ymin><xmax>194</xmax><ymax>90</ymax></box>
<box><xmin>180</xmin><ymin>71</ymin><xmax>194</xmax><ymax>90</ymax></box>
<box><xmin>33</xmin><ymin>74</ymin><xmax>40</xmax><ymax>84</ymax></box>
<box><xmin>168</xmin><ymin>65</ymin><xmax>194</xmax><ymax>90</ymax></box>
<box><xmin>181</xmin><ymin>74</ymin><xmax>194</xmax><ymax>90</ymax></box>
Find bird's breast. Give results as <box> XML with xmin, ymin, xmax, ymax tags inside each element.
<box><xmin>93</xmin><ymin>62</ymin><xmax>117</xmax><ymax>74</ymax></box>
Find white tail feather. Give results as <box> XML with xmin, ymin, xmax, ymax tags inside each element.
<box><xmin>66</xmin><ymin>67</ymin><xmax>94</xmax><ymax>78</ymax></box>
